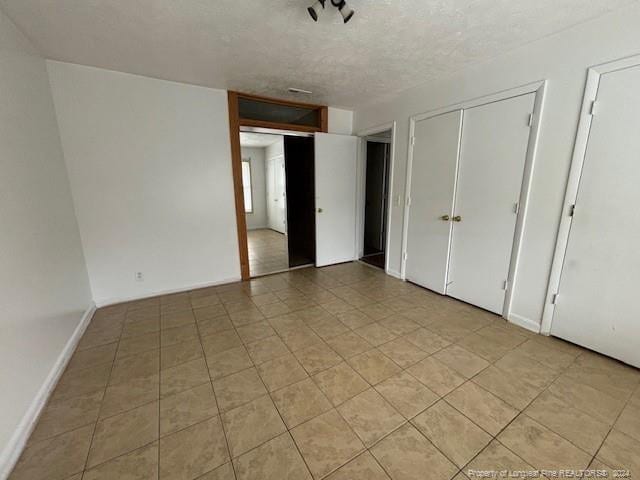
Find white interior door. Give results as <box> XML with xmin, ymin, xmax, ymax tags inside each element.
<box><xmin>405</xmin><ymin>110</ymin><xmax>462</xmax><ymax>293</ymax></box>
<box><xmin>267</xmin><ymin>156</ymin><xmax>286</xmax><ymax>234</ymax></box>
<box><xmin>447</xmin><ymin>93</ymin><xmax>535</xmax><ymax>313</ymax></box>
<box><xmin>551</xmin><ymin>65</ymin><xmax>640</xmax><ymax>368</ymax></box>
<box><xmin>315</xmin><ymin>133</ymin><xmax>358</xmax><ymax>267</ymax></box>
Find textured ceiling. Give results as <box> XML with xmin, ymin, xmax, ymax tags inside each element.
<box><xmin>0</xmin><ymin>0</ymin><xmax>633</xmax><ymax>108</ymax></box>
<box><xmin>240</xmin><ymin>132</ymin><xmax>282</xmax><ymax>148</ymax></box>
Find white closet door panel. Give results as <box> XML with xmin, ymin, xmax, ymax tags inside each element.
<box><xmin>405</xmin><ymin>110</ymin><xmax>462</xmax><ymax>293</ymax></box>
<box><xmin>552</xmin><ymin>65</ymin><xmax>640</xmax><ymax>368</ymax></box>
<box><xmin>447</xmin><ymin>93</ymin><xmax>535</xmax><ymax>313</ymax></box>
<box><xmin>315</xmin><ymin>133</ymin><xmax>358</xmax><ymax>267</ymax></box>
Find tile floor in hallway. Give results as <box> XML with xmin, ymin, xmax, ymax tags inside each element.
<box><xmin>10</xmin><ymin>262</ymin><xmax>640</xmax><ymax>480</ymax></box>
<box><xmin>248</xmin><ymin>228</ymin><xmax>288</xmax><ymax>276</ymax></box>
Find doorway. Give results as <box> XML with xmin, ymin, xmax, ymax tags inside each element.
<box><xmin>361</xmin><ymin>134</ymin><xmax>391</xmax><ymax>269</ymax></box>
<box><xmin>240</xmin><ymin>129</ymin><xmax>315</xmax><ymax>277</ymax></box>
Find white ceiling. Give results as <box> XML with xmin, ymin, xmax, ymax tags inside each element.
<box><xmin>240</xmin><ymin>132</ymin><xmax>282</xmax><ymax>148</ymax></box>
<box><xmin>0</xmin><ymin>0</ymin><xmax>633</xmax><ymax>108</ymax></box>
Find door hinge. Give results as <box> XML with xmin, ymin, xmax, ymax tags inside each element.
<box><xmin>502</xmin><ymin>280</ymin><xmax>509</xmax><ymax>291</ymax></box>
<box><xmin>406</xmin><ymin>196</ymin><xmax>411</xmax><ymax>206</ymax></box>
<box><xmin>569</xmin><ymin>204</ymin><xmax>576</xmax><ymax>217</ymax></box>
<box><xmin>410</xmin><ymin>136</ymin><xmax>415</xmax><ymax>147</ymax></box>
<box><xmin>403</xmin><ymin>252</ymin><xmax>408</xmax><ymax>261</ymax></box>
<box><xmin>527</xmin><ymin>113</ymin><xmax>534</xmax><ymax>127</ymax></box>
<box><xmin>551</xmin><ymin>293</ymin><xmax>559</xmax><ymax>305</ymax></box>
<box><xmin>513</xmin><ymin>202</ymin><xmax>520</xmax><ymax>214</ymax></box>
<box><xmin>589</xmin><ymin>101</ymin><xmax>598</xmax><ymax>116</ymax></box>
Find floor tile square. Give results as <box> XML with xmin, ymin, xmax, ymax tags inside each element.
<box><xmin>375</xmin><ymin>371</ymin><xmax>439</xmax><ymax>419</ymax></box>
<box><xmin>348</xmin><ymin>349</ymin><xmax>401</xmax><ymax>385</ymax></box>
<box><xmin>88</xmin><ymin>401</ymin><xmax>159</xmax><ymax>467</ymax></box>
<box><xmin>466</xmin><ymin>440</ymin><xmax>534</xmax><ymax>474</ymax></box>
<box><xmin>312</xmin><ymin>362</ymin><xmax>370</xmax><ymax>406</ymax></box>
<box><xmin>470</xmin><ymin>365</ymin><xmax>541</xmax><ymax>410</ymax></box>
<box><xmin>201</xmin><ymin>330</ymin><xmax>243</xmax><ymax>357</ymax></box>
<box><xmin>412</xmin><ymin>401</ymin><xmax>491</xmax><ymax>468</ymax></box>
<box><xmin>160</xmin><ymin>338</ymin><xmax>203</xmax><ymax>370</ymax></box>
<box><xmin>445</xmin><ymin>381</ymin><xmax>518</xmax><ymax>436</ymax></box>
<box><xmin>246</xmin><ymin>335</ymin><xmax>290</xmax><ymax>364</ymax></box>
<box><xmin>433</xmin><ymin>344</ymin><xmax>489</xmax><ymax>378</ymax></box>
<box><xmin>160</xmin><ymin>383</ymin><xmax>218</xmax><ymax>436</ymax></box>
<box><xmin>207</xmin><ymin>345</ymin><xmax>254</xmax><ymax>380</ymax></box>
<box><xmin>354</xmin><ymin>323</ymin><xmax>397</xmax><ymax>346</ymax></box>
<box><xmin>279</xmin><ymin>326</ymin><xmax>322</xmax><ymax>352</ymax></box>
<box><xmin>213</xmin><ymin>367</ymin><xmax>268</xmax><ymax>411</ymax></box>
<box><xmin>271</xmin><ymin>378</ymin><xmax>332</xmax><ymax>428</ymax></box>
<box><xmin>83</xmin><ymin>443</ymin><xmax>158</xmax><ymax>480</ymax></box>
<box><xmin>370</xmin><ymin>423</ymin><xmax>457</xmax><ymax>480</ymax></box>
<box><xmin>327</xmin><ymin>331</ymin><xmax>373</xmax><ymax>359</ymax></box>
<box><xmin>378</xmin><ymin>337</ymin><xmax>428</xmax><ymax>368</ymax></box>
<box><xmin>160</xmin><ymin>357</ymin><xmax>210</xmax><ymax>397</ymax></box>
<box><xmin>257</xmin><ymin>353</ymin><xmax>308</xmax><ymax>391</ymax></box>
<box><xmin>290</xmin><ymin>409</ymin><xmax>364</xmax><ymax>479</ymax></box>
<box><xmin>325</xmin><ymin>451</ymin><xmax>390</xmax><ymax>480</ymax></box>
<box><xmin>233</xmin><ymin>432</ymin><xmax>312</xmax><ymax>480</ymax></box>
<box><xmin>222</xmin><ymin>395</ymin><xmax>286</xmax><ymax>457</ymax></box>
<box><xmin>337</xmin><ymin>388</ymin><xmax>405</xmax><ymax>447</ymax></box>
<box><xmin>109</xmin><ymin>350</ymin><xmax>160</xmax><ymax>386</ymax></box>
<box><xmin>596</xmin><ymin>429</ymin><xmax>640</xmax><ymax>473</ymax></box>
<box><xmin>406</xmin><ymin>356</ymin><xmax>465</xmax><ymax>396</ymax></box>
<box><xmin>100</xmin><ymin>374</ymin><xmax>159</xmax><ymax>418</ymax></box>
<box><xmin>294</xmin><ymin>342</ymin><xmax>342</xmax><ymax>375</ymax></box>
<box><xmin>159</xmin><ymin>416</ymin><xmax>229</xmax><ymax>479</ymax></box>
<box><xmin>117</xmin><ymin>332</ymin><xmax>160</xmax><ymax>359</ymax></box>
<box><xmin>236</xmin><ymin>320</ymin><xmax>276</xmax><ymax>344</ymax></box>
<box><xmin>9</xmin><ymin>425</ymin><xmax>94</xmax><ymax>480</ymax></box>
<box><xmin>403</xmin><ymin>328</ymin><xmax>451</xmax><ymax>354</ymax></box>
<box><xmin>498</xmin><ymin>415</ymin><xmax>591</xmax><ymax>470</ymax></box>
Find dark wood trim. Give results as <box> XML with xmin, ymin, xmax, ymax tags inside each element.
<box><xmin>228</xmin><ymin>90</ymin><xmax>328</xmax><ymax>281</ymax></box>
<box><xmin>319</xmin><ymin>106</ymin><xmax>329</xmax><ymax>133</ymax></box>
<box><xmin>227</xmin><ymin>91</ymin><xmax>250</xmax><ymax>281</ymax></box>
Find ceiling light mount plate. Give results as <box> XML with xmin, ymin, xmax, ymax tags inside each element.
<box><xmin>308</xmin><ymin>0</ymin><xmax>354</xmax><ymax>23</ymax></box>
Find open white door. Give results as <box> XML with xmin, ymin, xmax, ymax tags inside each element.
<box><xmin>447</xmin><ymin>93</ymin><xmax>535</xmax><ymax>313</ymax></box>
<box><xmin>405</xmin><ymin>110</ymin><xmax>462</xmax><ymax>293</ymax></box>
<box><xmin>315</xmin><ymin>133</ymin><xmax>358</xmax><ymax>267</ymax></box>
<box><xmin>551</xmin><ymin>64</ymin><xmax>640</xmax><ymax>368</ymax></box>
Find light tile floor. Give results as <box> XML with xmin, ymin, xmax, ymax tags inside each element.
<box><xmin>248</xmin><ymin>229</ymin><xmax>288</xmax><ymax>276</ymax></box>
<box><xmin>10</xmin><ymin>263</ymin><xmax>640</xmax><ymax>480</ymax></box>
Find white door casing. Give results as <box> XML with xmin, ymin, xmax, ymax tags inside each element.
<box><xmin>404</xmin><ymin>110</ymin><xmax>463</xmax><ymax>294</ymax></box>
<box><xmin>447</xmin><ymin>93</ymin><xmax>536</xmax><ymax>314</ymax></box>
<box><xmin>315</xmin><ymin>133</ymin><xmax>359</xmax><ymax>267</ymax></box>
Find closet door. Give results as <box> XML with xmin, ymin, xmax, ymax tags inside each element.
<box><xmin>405</xmin><ymin>110</ymin><xmax>462</xmax><ymax>293</ymax></box>
<box><xmin>552</xmin><ymin>65</ymin><xmax>640</xmax><ymax>368</ymax></box>
<box><xmin>267</xmin><ymin>156</ymin><xmax>286</xmax><ymax>234</ymax></box>
<box><xmin>447</xmin><ymin>94</ymin><xmax>535</xmax><ymax>313</ymax></box>
<box><xmin>315</xmin><ymin>133</ymin><xmax>358</xmax><ymax>267</ymax></box>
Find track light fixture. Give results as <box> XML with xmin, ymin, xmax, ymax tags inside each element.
<box><xmin>307</xmin><ymin>0</ymin><xmax>354</xmax><ymax>23</ymax></box>
<box><xmin>307</xmin><ymin>0</ymin><xmax>325</xmax><ymax>22</ymax></box>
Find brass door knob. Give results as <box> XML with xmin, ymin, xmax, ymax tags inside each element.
<box><xmin>440</xmin><ymin>215</ymin><xmax>450</xmax><ymax>221</ymax></box>
<box><xmin>453</xmin><ymin>215</ymin><xmax>462</xmax><ymax>222</ymax></box>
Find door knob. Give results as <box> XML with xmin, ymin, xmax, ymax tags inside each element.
<box><xmin>453</xmin><ymin>215</ymin><xmax>462</xmax><ymax>222</ymax></box>
<box><xmin>317</xmin><ymin>208</ymin><xmax>323</xmax><ymax>213</ymax></box>
<box><xmin>440</xmin><ymin>215</ymin><xmax>450</xmax><ymax>221</ymax></box>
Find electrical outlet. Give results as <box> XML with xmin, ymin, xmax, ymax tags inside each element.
<box><xmin>135</xmin><ymin>272</ymin><xmax>144</xmax><ymax>282</ymax></box>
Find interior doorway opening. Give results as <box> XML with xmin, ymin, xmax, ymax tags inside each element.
<box><xmin>240</xmin><ymin>129</ymin><xmax>315</xmax><ymax>277</ymax></box>
<box><xmin>361</xmin><ymin>130</ymin><xmax>392</xmax><ymax>270</ymax></box>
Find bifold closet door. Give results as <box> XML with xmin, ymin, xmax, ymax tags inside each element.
<box><xmin>446</xmin><ymin>93</ymin><xmax>535</xmax><ymax>313</ymax></box>
<box><xmin>315</xmin><ymin>133</ymin><xmax>358</xmax><ymax>267</ymax></box>
<box><xmin>405</xmin><ymin>110</ymin><xmax>462</xmax><ymax>293</ymax></box>
<box><xmin>551</xmin><ymin>65</ymin><xmax>640</xmax><ymax>368</ymax></box>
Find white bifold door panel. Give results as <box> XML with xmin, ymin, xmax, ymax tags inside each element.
<box><xmin>551</xmin><ymin>65</ymin><xmax>640</xmax><ymax>368</ymax></box>
<box><xmin>447</xmin><ymin>93</ymin><xmax>535</xmax><ymax>313</ymax></box>
<box><xmin>267</xmin><ymin>155</ymin><xmax>287</xmax><ymax>234</ymax></box>
<box><xmin>405</xmin><ymin>110</ymin><xmax>462</xmax><ymax>294</ymax></box>
<box><xmin>315</xmin><ymin>133</ymin><xmax>359</xmax><ymax>267</ymax></box>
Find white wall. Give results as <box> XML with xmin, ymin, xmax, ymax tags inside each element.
<box><xmin>353</xmin><ymin>3</ymin><xmax>640</xmax><ymax>330</ymax></box>
<box><xmin>241</xmin><ymin>146</ymin><xmax>267</xmax><ymax>230</ymax></box>
<box><xmin>47</xmin><ymin>61</ymin><xmax>241</xmax><ymax>305</ymax></box>
<box><xmin>328</xmin><ymin>107</ymin><xmax>354</xmax><ymax>135</ymax></box>
<box><xmin>0</xmin><ymin>11</ymin><xmax>92</xmax><ymax>477</ymax></box>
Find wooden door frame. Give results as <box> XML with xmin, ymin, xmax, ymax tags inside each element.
<box><xmin>227</xmin><ymin>91</ymin><xmax>328</xmax><ymax>280</ymax></box>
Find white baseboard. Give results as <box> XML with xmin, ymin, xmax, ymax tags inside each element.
<box><xmin>94</xmin><ymin>276</ymin><xmax>242</xmax><ymax>308</ymax></box>
<box><xmin>507</xmin><ymin>313</ymin><xmax>541</xmax><ymax>334</ymax></box>
<box><xmin>0</xmin><ymin>303</ymin><xmax>96</xmax><ymax>480</ymax></box>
